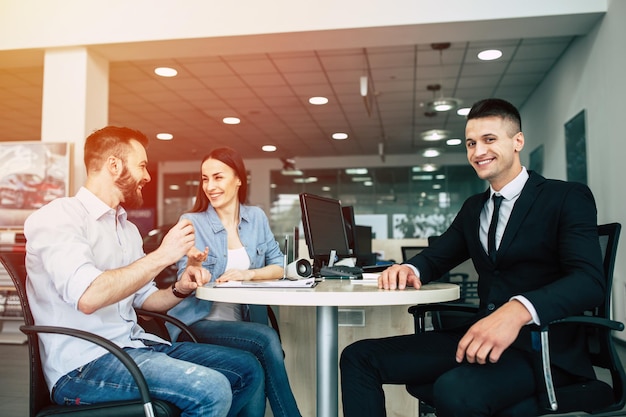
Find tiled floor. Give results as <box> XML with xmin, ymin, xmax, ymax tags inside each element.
<box><xmin>2</xmin><ymin>337</ymin><xmax>626</xmax><ymax>417</ymax></box>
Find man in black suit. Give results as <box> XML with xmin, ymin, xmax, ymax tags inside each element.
<box><xmin>340</xmin><ymin>98</ymin><xmax>605</xmax><ymax>417</ymax></box>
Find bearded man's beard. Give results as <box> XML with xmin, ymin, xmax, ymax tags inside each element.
<box><xmin>115</xmin><ymin>167</ymin><xmax>144</xmax><ymax>209</ymax></box>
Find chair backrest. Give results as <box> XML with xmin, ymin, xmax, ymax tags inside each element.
<box><xmin>589</xmin><ymin>223</ymin><xmax>624</xmax><ymax>397</ymax></box>
<box><xmin>401</xmin><ymin>246</ymin><xmax>426</xmax><ymax>262</ymax></box>
<box><xmin>0</xmin><ymin>251</ymin><xmax>54</xmax><ymax>417</ymax></box>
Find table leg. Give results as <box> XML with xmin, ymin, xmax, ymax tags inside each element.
<box><xmin>316</xmin><ymin>305</ymin><xmax>338</xmax><ymax>417</ymax></box>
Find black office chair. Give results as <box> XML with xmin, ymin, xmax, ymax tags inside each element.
<box><xmin>406</xmin><ymin>223</ymin><xmax>625</xmax><ymax>417</ymax></box>
<box><xmin>0</xmin><ymin>251</ymin><xmax>193</xmax><ymax>417</ymax></box>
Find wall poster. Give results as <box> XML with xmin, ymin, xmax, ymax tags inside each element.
<box><xmin>565</xmin><ymin>110</ymin><xmax>587</xmax><ymax>185</ymax></box>
<box><xmin>0</xmin><ymin>142</ymin><xmax>71</xmax><ymax>230</ymax></box>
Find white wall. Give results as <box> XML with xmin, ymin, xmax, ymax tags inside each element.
<box><xmin>520</xmin><ymin>0</ymin><xmax>626</xmax><ymax>333</ymax></box>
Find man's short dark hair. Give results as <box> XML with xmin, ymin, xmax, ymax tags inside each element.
<box><xmin>467</xmin><ymin>98</ymin><xmax>522</xmax><ymax>135</ymax></box>
<box><xmin>84</xmin><ymin>126</ymin><xmax>149</xmax><ymax>172</ymax></box>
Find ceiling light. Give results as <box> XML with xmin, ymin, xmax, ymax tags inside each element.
<box><xmin>345</xmin><ymin>168</ymin><xmax>368</xmax><ymax>175</ymax></box>
<box><xmin>156</xmin><ymin>133</ymin><xmax>173</xmax><ymax>141</ymax></box>
<box><xmin>446</xmin><ymin>138</ymin><xmax>462</xmax><ymax>146</ymax></box>
<box><xmin>423</xmin><ymin>149</ymin><xmax>441</xmax><ymax>158</ymax></box>
<box><xmin>429</xmin><ymin>98</ymin><xmax>461</xmax><ymax>112</ymax></box>
<box><xmin>332</xmin><ymin>132</ymin><xmax>348</xmax><ymax>140</ymax></box>
<box><xmin>309</xmin><ymin>96</ymin><xmax>328</xmax><ymax>105</ymax></box>
<box><xmin>223</xmin><ymin>117</ymin><xmax>240</xmax><ymax>125</ymax></box>
<box><xmin>457</xmin><ymin>107</ymin><xmax>471</xmax><ymax>116</ymax></box>
<box><xmin>412</xmin><ymin>175</ymin><xmax>434</xmax><ymax>181</ymax></box>
<box><xmin>424</xmin><ymin>43</ymin><xmax>462</xmax><ymax>112</ymax></box>
<box><xmin>478</xmin><ymin>49</ymin><xmax>503</xmax><ymax>61</ymax></box>
<box><xmin>154</xmin><ymin>67</ymin><xmax>178</xmax><ymax>77</ymax></box>
<box><xmin>262</xmin><ymin>145</ymin><xmax>277</xmax><ymax>152</ymax></box>
<box><xmin>421</xmin><ymin>129</ymin><xmax>450</xmax><ymax>141</ymax></box>
<box><xmin>363</xmin><ymin>181</ymin><xmax>373</xmax><ymax>186</ymax></box>
<box><xmin>422</xmin><ymin>164</ymin><xmax>439</xmax><ymax>172</ymax></box>
<box><xmin>293</xmin><ymin>177</ymin><xmax>317</xmax><ymax>184</ymax></box>
<box><xmin>322</xmin><ymin>186</ymin><xmax>331</xmax><ymax>191</ymax></box>
<box><xmin>281</xmin><ymin>169</ymin><xmax>303</xmax><ymax>176</ymax></box>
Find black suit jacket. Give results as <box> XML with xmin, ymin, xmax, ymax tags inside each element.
<box><xmin>409</xmin><ymin>171</ymin><xmax>605</xmax><ymax>379</ymax></box>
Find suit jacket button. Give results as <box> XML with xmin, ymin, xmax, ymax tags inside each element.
<box><xmin>487</xmin><ymin>303</ymin><xmax>496</xmax><ymax>311</ymax></box>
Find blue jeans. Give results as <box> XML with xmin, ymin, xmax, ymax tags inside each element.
<box><xmin>181</xmin><ymin>320</ymin><xmax>302</xmax><ymax>417</ymax></box>
<box><xmin>52</xmin><ymin>341</ymin><xmax>265</xmax><ymax>417</ymax></box>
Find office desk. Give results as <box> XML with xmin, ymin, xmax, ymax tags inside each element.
<box><xmin>196</xmin><ymin>280</ymin><xmax>459</xmax><ymax>417</ymax></box>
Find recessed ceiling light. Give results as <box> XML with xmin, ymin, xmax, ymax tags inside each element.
<box><xmin>309</xmin><ymin>96</ymin><xmax>329</xmax><ymax>105</ymax></box>
<box><xmin>223</xmin><ymin>117</ymin><xmax>240</xmax><ymax>125</ymax></box>
<box><xmin>477</xmin><ymin>49</ymin><xmax>503</xmax><ymax>61</ymax></box>
<box><xmin>322</xmin><ymin>186</ymin><xmax>331</xmax><ymax>191</ymax></box>
<box><xmin>332</xmin><ymin>132</ymin><xmax>348</xmax><ymax>140</ymax></box>
<box><xmin>154</xmin><ymin>67</ymin><xmax>178</xmax><ymax>77</ymax></box>
<box><xmin>457</xmin><ymin>107</ymin><xmax>471</xmax><ymax>116</ymax></box>
<box><xmin>423</xmin><ymin>163</ymin><xmax>438</xmax><ymax>171</ymax></box>
<box><xmin>345</xmin><ymin>168</ymin><xmax>368</xmax><ymax>175</ymax></box>
<box><xmin>156</xmin><ymin>133</ymin><xmax>173</xmax><ymax>141</ymax></box>
<box><xmin>262</xmin><ymin>145</ymin><xmax>277</xmax><ymax>152</ymax></box>
<box><xmin>421</xmin><ymin>129</ymin><xmax>449</xmax><ymax>141</ymax></box>
<box><xmin>446</xmin><ymin>138</ymin><xmax>462</xmax><ymax>146</ymax></box>
<box><xmin>423</xmin><ymin>149</ymin><xmax>440</xmax><ymax>158</ymax></box>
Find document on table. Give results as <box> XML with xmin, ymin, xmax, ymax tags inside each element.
<box><xmin>214</xmin><ymin>277</ymin><xmax>317</xmax><ymax>288</ymax></box>
<box><xmin>351</xmin><ymin>272</ymin><xmax>380</xmax><ymax>286</ymax></box>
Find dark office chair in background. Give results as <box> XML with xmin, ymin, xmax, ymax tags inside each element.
<box><xmin>0</xmin><ymin>251</ymin><xmax>192</xmax><ymax>417</ymax></box>
<box><xmin>403</xmin><ymin>239</ymin><xmax>478</xmax><ymax>332</ymax></box>
<box><xmin>406</xmin><ymin>223</ymin><xmax>625</xmax><ymax>417</ymax></box>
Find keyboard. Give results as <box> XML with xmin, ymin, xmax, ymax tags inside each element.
<box><xmin>319</xmin><ymin>265</ymin><xmax>363</xmax><ymax>279</ymax></box>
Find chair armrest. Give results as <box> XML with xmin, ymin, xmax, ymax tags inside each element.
<box><xmin>135</xmin><ymin>308</ymin><xmax>199</xmax><ymax>343</ymax></box>
<box><xmin>20</xmin><ymin>324</ymin><xmax>156</xmax><ymax>417</ymax></box>
<box><xmin>533</xmin><ymin>316</ymin><xmax>625</xmax><ymax>412</ymax></box>
<box><xmin>407</xmin><ymin>303</ymin><xmax>479</xmax><ymax>333</ymax></box>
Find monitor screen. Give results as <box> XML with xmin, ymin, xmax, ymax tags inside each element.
<box><xmin>299</xmin><ymin>193</ymin><xmax>350</xmax><ymax>266</ymax></box>
<box><xmin>355</xmin><ymin>225</ymin><xmax>372</xmax><ymax>255</ymax></box>
<box><xmin>341</xmin><ymin>205</ymin><xmax>357</xmax><ymax>256</ymax></box>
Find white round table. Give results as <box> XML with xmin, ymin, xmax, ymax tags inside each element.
<box><xmin>196</xmin><ymin>280</ymin><xmax>459</xmax><ymax>417</ymax></box>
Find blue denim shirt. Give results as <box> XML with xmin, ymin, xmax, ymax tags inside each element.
<box><xmin>167</xmin><ymin>204</ymin><xmax>283</xmax><ymax>340</ymax></box>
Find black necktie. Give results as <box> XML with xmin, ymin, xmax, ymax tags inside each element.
<box><xmin>488</xmin><ymin>194</ymin><xmax>504</xmax><ymax>262</ymax></box>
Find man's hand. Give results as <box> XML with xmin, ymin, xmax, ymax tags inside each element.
<box><xmin>456</xmin><ymin>300</ymin><xmax>531</xmax><ymax>364</ymax></box>
<box><xmin>379</xmin><ymin>264</ymin><xmax>421</xmax><ymax>290</ymax></box>
<box><xmin>156</xmin><ymin>220</ymin><xmax>196</xmax><ymax>266</ymax></box>
<box><xmin>177</xmin><ymin>265</ymin><xmax>211</xmax><ymax>294</ymax></box>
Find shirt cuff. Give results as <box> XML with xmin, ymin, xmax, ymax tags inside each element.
<box><xmin>510</xmin><ymin>295</ymin><xmax>540</xmax><ymax>325</ymax></box>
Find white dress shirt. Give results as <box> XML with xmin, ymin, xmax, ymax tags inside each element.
<box><xmin>24</xmin><ymin>187</ymin><xmax>165</xmax><ymax>392</ymax></box>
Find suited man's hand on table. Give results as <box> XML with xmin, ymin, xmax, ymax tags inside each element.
<box><xmin>456</xmin><ymin>299</ymin><xmax>531</xmax><ymax>365</ymax></box>
<box><xmin>379</xmin><ymin>264</ymin><xmax>422</xmax><ymax>290</ymax></box>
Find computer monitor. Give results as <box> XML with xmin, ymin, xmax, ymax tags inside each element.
<box><xmin>341</xmin><ymin>205</ymin><xmax>358</xmax><ymax>256</ymax></box>
<box><xmin>299</xmin><ymin>193</ymin><xmax>351</xmax><ymax>272</ymax></box>
<box><xmin>355</xmin><ymin>225</ymin><xmax>372</xmax><ymax>255</ymax></box>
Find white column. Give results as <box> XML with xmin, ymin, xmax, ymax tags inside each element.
<box><xmin>41</xmin><ymin>47</ymin><xmax>109</xmax><ymax>194</ymax></box>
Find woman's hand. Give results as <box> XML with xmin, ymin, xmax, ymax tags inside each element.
<box><xmin>187</xmin><ymin>246</ymin><xmax>209</xmax><ymax>268</ymax></box>
<box><xmin>216</xmin><ymin>269</ymin><xmax>255</xmax><ymax>282</ymax></box>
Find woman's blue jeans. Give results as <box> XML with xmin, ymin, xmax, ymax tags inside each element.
<box><xmin>52</xmin><ymin>341</ymin><xmax>265</xmax><ymax>417</ymax></box>
<box><xmin>182</xmin><ymin>320</ymin><xmax>302</xmax><ymax>417</ymax></box>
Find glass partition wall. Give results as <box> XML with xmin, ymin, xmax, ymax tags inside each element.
<box><xmin>160</xmin><ymin>164</ymin><xmax>485</xmax><ymax>240</ymax></box>
<box><xmin>268</xmin><ymin>164</ymin><xmax>486</xmax><ymax>239</ymax></box>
